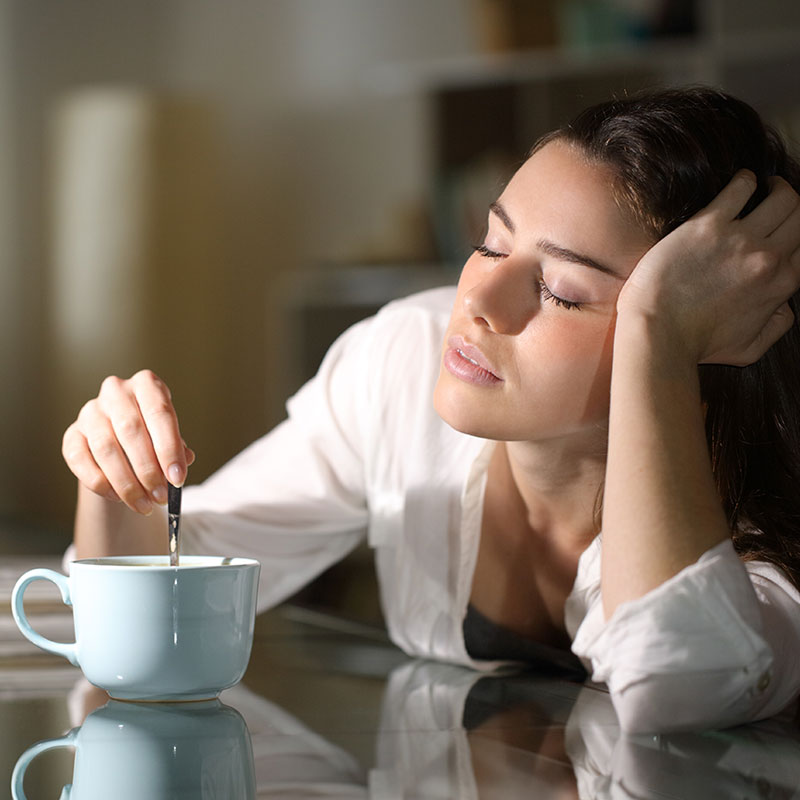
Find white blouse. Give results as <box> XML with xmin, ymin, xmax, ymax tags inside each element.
<box><xmin>177</xmin><ymin>287</ymin><xmax>800</xmax><ymax>732</ymax></box>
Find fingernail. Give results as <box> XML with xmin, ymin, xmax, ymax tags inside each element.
<box><xmin>135</xmin><ymin>497</ymin><xmax>153</xmax><ymax>515</ymax></box>
<box><xmin>168</xmin><ymin>463</ymin><xmax>184</xmax><ymax>487</ymax></box>
<box><xmin>152</xmin><ymin>485</ymin><xmax>168</xmax><ymax>505</ymax></box>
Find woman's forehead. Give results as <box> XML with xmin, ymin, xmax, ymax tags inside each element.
<box><xmin>499</xmin><ymin>144</ymin><xmax>634</xmax><ymax>230</ymax></box>
<box><xmin>494</xmin><ymin>141</ymin><xmax>653</xmax><ymax>275</ymax></box>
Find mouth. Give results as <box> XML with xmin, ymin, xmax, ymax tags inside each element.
<box><xmin>458</xmin><ymin>349</ymin><xmax>481</xmax><ymax>366</ymax></box>
<box><xmin>443</xmin><ymin>336</ymin><xmax>503</xmax><ymax>386</ymax></box>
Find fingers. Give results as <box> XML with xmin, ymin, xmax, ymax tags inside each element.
<box><xmin>700</xmin><ymin>169</ymin><xmax>757</xmax><ymax>221</ymax></box>
<box><xmin>62</xmin><ymin>422</ymin><xmax>121</xmax><ymax>503</ymax></box>
<box><xmin>744</xmin><ymin>176</ymin><xmax>800</xmax><ymax>238</ymax></box>
<box><xmin>701</xmin><ymin>172</ymin><xmax>800</xmax><ymax>248</ymax></box>
<box><xmin>97</xmin><ymin>377</ymin><xmax>166</xmax><ymax>509</ymax></box>
<box><xmin>62</xmin><ymin>370</ymin><xmax>192</xmax><ymax>515</ymax></box>
<box><xmin>712</xmin><ymin>173</ymin><xmax>800</xmax><ymax>294</ymax></box>
<box><xmin>87</xmin><ymin>409</ymin><xmax>159</xmax><ymax>514</ymax></box>
<box><xmin>126</xmin><ymin>371</ymin><xmax>189</xmax><ymax>488</ymax></box>
<box><xmin>745</xmin><ymin>180</ymin><xmax>800</xmax><ymax>303</ymax></box>
<box><xmin>766</xmin><ymin>186</ymin><xmax>800</xmax><ymax>260</ymax></box>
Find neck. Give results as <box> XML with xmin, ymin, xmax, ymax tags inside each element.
<box><xmin>501</xmin><ymin>435</ymin><xmax>606</xmax><ymax>553</ymax></box>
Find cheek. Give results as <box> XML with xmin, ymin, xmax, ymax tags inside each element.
<box><xmin>520</xmin><ymin>316</ymin><xmax>617</xmax><ymax>419</ymax></box>
<box><xmin>525</xmin><ymin>314</ymin><xmax>613</xmax><ymax>364</ymax></box>
<box><xmin>581</xmin><ymin>318</ymin><xmax>617</xmax><ymax>418</ymax></box>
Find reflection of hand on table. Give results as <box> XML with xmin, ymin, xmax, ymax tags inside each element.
<box><xmin>67</xmin><ymin>678</ymin><xmax>109</xmax><ymax>726</ymax></box>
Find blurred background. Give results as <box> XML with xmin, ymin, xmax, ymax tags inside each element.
<box><xmin>1</xmin><ymin>0</ymin><xmax>799</xmax><ymax>558</ymax></box>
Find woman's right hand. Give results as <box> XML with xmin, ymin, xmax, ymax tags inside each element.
<box><xmin>62</xmin><ymin>370</ymin><xmax>195</xmax><ymax>515</ymax></box>
<box><xmin>617</xmin><ymin>172</ymin><xmax>800</xmax><ymax>368</ymax></box>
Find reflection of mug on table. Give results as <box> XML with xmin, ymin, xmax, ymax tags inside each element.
<box><xmin>12</xmin><ymin>698</ymin><xmax>256</xmax><ymax>800</ymax></box>
<box><xmin>12</xmin><ymin>556</ymin><xmax>260</xmax><ymax>700</ymax></box>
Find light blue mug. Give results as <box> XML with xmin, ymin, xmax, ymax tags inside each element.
<box><xmin>12</xmin><ymin>555</ymin><xmax>260</xmax><ymax>701</ymax></box>
<box><xmin>12</xmin><ymin>698</ymin><xmax>256</xmax><ymax>800</ymax></box>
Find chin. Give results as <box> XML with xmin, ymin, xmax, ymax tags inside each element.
<box><xmin>433</xmin><ymin>383</ymin><xmax>499</xmax><ymax>439</ymax></box>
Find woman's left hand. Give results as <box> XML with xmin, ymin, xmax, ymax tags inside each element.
<box><xmin>617</xmin><ymin>170</ymin><xmax>800</xmax><ymax>366</ymax></box>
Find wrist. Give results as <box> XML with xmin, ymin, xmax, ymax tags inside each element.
<box><xmin>613</xmin><ymin>307</ymin><xmax>699</xmax><ymax>375</ymax></box>
<box><xmin>74</xmin><ymin>484</ymin><xmax>166</xmax><ymax>559</ymax></box>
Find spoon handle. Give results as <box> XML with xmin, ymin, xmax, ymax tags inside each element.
<box><xmin>168</xmin><ymin>483</ymin><xmax>182</xmax><ymax>567</ymax></box>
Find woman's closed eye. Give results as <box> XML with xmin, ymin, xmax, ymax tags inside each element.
<box><xmin>473</xmin><ymin>243</ymin><xmax>505</xmax><ymax>260</ymax></box>
<box><xmin>472</xmin><ymin>243</ymin><xmax>584</xmax><ymax>311</ymax></box>
<box><xmin>538</xmin><ymin>281</ymin><xmax>583</xmax><ymax>311</ymax></box>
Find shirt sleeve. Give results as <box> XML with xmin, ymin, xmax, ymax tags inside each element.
<box><xmin>571</xmin><ymin>538</ymin><xmax>800</xmax><ymax>733</ymax></box>
<box><xmin>179</xmin><ymin>315</ymin><xmax>375</xmax><ymax>613</ymax></box>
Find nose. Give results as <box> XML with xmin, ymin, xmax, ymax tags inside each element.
<box><xmin>463</xmin><ymin>259</ymin><xmax>536</xmax><ymax>335</ymax></box>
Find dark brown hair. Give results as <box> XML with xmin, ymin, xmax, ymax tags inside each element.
<box><xmin>543</xmin><ymin>86</ymin><xmax>800</xmax><ymax>588</ymax></box>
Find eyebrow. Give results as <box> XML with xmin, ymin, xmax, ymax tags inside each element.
<box><xmin>535</xmin><ymin>239</ymin><xmax>622</xmax><ymax>278</ymax></box>
<box><xmin>489</xmin><ymin>201</ymin><xmax>515</xmax><ymax>233</ymax></box>
<box><xmin>489</xmin><ymin>201</ymin><xmax>623</xmax><ymax>278</ymax></box>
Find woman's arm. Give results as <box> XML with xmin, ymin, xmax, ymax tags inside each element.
<box><xmin>585</xmin><ymin>174</ymin><xmax>800</xmax><ymax>732</ymax></box>
<box><xmin>602</xmin><ymin>172</ymin><xmax>800</xmax><ymax>618</ymax></box>
<box><xmin>600</xmin><ymin>313</ymin><xmax>728</xmax><ymax>616</ymax></box>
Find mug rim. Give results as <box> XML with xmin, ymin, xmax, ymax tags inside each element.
<box><xmin>71</xmin><ymin>555</ymin><xmax>259</xmax><ymax>570</ymax></box>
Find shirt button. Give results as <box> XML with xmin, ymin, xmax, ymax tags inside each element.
<box><xmin>757</xmin><ymin>671</ymin><xmax>771</xmax><ymax>692</ymax></box>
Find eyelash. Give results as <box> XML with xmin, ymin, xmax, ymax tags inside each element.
<box><xmin>471</xmin><ymin>244</ymin><xmax>583</xmax><ymax>311</ymax></box>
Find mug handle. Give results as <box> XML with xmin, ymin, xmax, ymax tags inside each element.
<box><xmin>11</xmin><ymin>569</ymin><xmax>79</xmax><ymax>667</ymax></box>
<box><xmin>11</xmin><ymin>728</ymin><xmax>77</xmax><ymax>800</ymax></box>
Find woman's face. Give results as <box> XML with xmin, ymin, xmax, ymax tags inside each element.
<box><xmin>434</xmin><ymin>140</ymin><xmax>654</xmax><ymax>444</ymax></box>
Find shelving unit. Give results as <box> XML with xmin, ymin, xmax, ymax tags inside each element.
<box><xmin>284</xmin><ymin>1</ymin><xmax>800</xmax><ymax>353</ymax></box>
<box><xmin>283</xmin><ymin>5</ymin><xmax>800</xmax><ymax>387</ymax></box>
<box><xmin>372</xmin><ymin>28</ymin><xmax>800</xmax><ymax>162</ymax></box>
<box><xmin>367</xmin><ymin>7</ymin><xmax>800</xmax><ymax>263</ymax></box>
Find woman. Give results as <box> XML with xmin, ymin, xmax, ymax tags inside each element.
<box><xmin>62</xmin><ymin>87</ymin><xmax>800</xmax><ymax>732</ymax></box>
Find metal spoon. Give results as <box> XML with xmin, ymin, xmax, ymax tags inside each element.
<box><xmin>168</xmin><ymin>483</ymin><xmax>181</xmax><ymax>567</ymax></box>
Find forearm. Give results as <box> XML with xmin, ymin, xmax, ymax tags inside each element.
<box><xmin>74</xmin><ymin>483</ymin><xmax>167</xmax><ymax>559</ymax></box>
<box><xmin>601</xmin><ymin>312</ymin><xmax>730</xmax><ymax>618</ymax></box>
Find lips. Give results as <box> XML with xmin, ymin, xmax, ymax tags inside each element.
<box><xmin>444</xmin><ymin>335</ymin><xmax>503</xmax><ymax>386</ymax></box>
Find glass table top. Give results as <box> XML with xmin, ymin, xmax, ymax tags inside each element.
<box><xmin>2</xmin><ymin>560</ymin><xmax>800</xmax><ymax>799</ymax></box>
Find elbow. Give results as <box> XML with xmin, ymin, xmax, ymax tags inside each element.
<box><xmin>608</xmin><ymin>665</ymin><xmax>774</xmax><ymax>734</ymax></box>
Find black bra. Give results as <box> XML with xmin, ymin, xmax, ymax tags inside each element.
<box><xmin>463</xmin><ymin>603</ymin><xmax>587</xmax><ymax>681</ymax></box>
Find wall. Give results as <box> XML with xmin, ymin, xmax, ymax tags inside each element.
<box><xmin>1</xmin><ymin>0</ymin><xmax>478</xmax><ymax>534</ymax></box>
<box><xmin>0</xmin><ymin>0</ymin><xmax>18</xmax><ymax>516</ymax></box>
